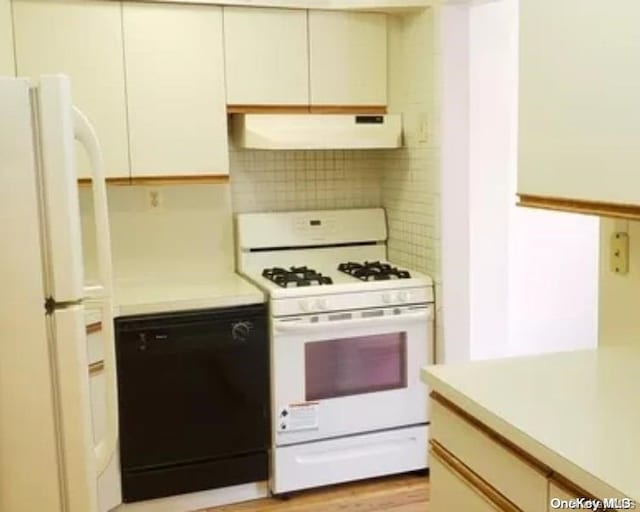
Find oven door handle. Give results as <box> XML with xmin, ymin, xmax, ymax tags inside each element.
<box><xmin>274</xmin><ymin>309</ymin><xmax>432</xmax><ymax>334</ymax></box>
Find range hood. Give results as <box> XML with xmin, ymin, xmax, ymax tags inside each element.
<box><xmin>231</xmin><ymin>114</ymin><xmax>402</xmax><ymax>150</ymax></box>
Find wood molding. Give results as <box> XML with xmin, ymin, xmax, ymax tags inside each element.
<box><xmin>430</xmin><ymin>391</ymin><xmax>551</xmax><ymax>475</ymax></box>
<box><xmin>310</xmin><ymin>105</ymin><xmax>387</xmax><ymax>114</ymax></box>
<box><xmin>518</xmin><ymin>194</ymin><xmax>640</xmax><ymax>221</ymax></box>
<box><xmin>85</xmin><ymin>321</ymin><xmax>102</xmax><ymax>335</ymax></box>
<box><xmin>227</xmin><ymin>104</ymin><xmax>388</xmax><ymax>115</ymax></box>
<box><xmin>88</xmin><ymin>360</ymin><xmax>104</xmax><ymax>377</ymax></box>
<box><xmin>549</xmin><ymin>475</ymin><xmax>620</xmax><ymax>511</ymax></box>
<box><xmin>430</xmin><ymin>440</ymin><xmax>520</xmax><ymax>512</ymax></box>
<box><xmin>227</xmin><ymin>105</ymin><xmax>310</xmax><ymax>114</ymax></box>
<box><xmin>79</xmin><ymin>175</ymin><xmax>229</xmax><ymax>186</ymax></box>
<box><xmin>78</xmin><ymin>177</ymin><xmax>131</xmax><ymax>186</ymax></box>
<box><xmin>129</xmin><ymin>175</ymin><xmax>229</xmax><ymax>185</ymax></box>
<box><xmin>101</xmin><ymin>0</ymin><xmax>432</xmax><ymax>12</ymax></box>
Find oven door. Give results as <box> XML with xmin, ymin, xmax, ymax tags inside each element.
<box><xmin>272</xmin><ymin>304</ymin><xmax>433</xmax><ymax>446</ymax></box>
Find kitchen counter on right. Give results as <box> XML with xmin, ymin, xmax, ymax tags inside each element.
<box><xmin>422</xmin><ymin>347</ymin><xmax>640</xmax><ymax>508</ymax></box>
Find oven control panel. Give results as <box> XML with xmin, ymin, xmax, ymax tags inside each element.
<box><xmin>272</xmin><ymin>286</ymin><xmax>434</xmax><ymax>317</ymax></box>
<box><xmin>294</xmin><ymin>216</ymin><xmax>338</xmax><ymax>241</ymax></box>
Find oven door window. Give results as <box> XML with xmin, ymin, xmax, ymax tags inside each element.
<box><xmin>305</xmin><ymin>332</ymin><xmax>407</xmax><ymax>400</ymax></box>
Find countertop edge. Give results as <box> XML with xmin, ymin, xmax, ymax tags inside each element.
<box><xmin>115</xmin><ymin>291</ymin><xmax>266</xmax><ymax>318</ymax></box>
<box><xmin>422</xmin><ymin>367</ymin><xmax>632</xmax><ymax>503</ymax></box>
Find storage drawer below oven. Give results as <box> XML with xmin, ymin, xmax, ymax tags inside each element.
<box><xmin>272</xmin><ymin>425</ymin><xmax>428</xmax><ymax>494</ymax></box>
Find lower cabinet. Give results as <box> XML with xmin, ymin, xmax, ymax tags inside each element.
<box><xmin>429</xmin><ymin>394</ymin><xmax>626</xmax><ymax>512</ymax></box>
<box><xmin>430</xmin><ymin>443</ymin><xmax>517</xmax><ymax>512</ymax></box>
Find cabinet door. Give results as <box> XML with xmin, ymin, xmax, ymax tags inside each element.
<box><xmin>13</xmin><ymin>0</ymin><xmax>129</xmax><ymax>179</ymax></box>
<box><xmin>224</xmin><ymin>7</ymin><xmax>309</xmax><ymax>106</ymax></box>
<box><xmin>123</xmin><ymin>2</ymin><xmax>228</xmax><ymax>176</ymax></box>
<box><xmin>518</xmin><ymin>0</ymin><xmax>640</xmax><ymax>207</ymax></box>
<box><xmin>309</xmin><ymin>11</ymin><xmax>387</xmax><ymax>107</ymax></box>
<box><xmin>430</xmin><ymin>446</ymin><xmax>513</xmax><ymax>512</ymax></box>
<box><xmin>0</xmin><ymin>0</ymin><xmax>14</xmax><ymax>76</ymax></box>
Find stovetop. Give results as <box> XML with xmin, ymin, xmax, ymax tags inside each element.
<box><xmin>262</xmin><ymin>266</ymin><xmax>333</xmax><ymax>288</ymax></box>
<box><xmin>251</xmin><ymin>257</ymin><xmax>429</xmax><ymax>294</ymax></box>
<box><xmin>261</xmin><ymin>261</ymin><xmax>413</xmax><ymax>288</ymax></box>
<box><xmin>338</xmin><ymin>261</ymin><xmax>411</xmax><ymax>281</ymax></box>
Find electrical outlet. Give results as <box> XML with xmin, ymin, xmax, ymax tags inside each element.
<box><xmin>610</xmin><ymin>232</ymin><xmax>629</xmax><ymax>275</ymax></box>
<box><xmin>147</xmin><ymin>189</ymin><xmax>163</xmax><ymax>212</ymax></box>
<box><xmin>418</xmin><ymin>113</ymin><xmax>429</xmax><ymax>143</ymax></box>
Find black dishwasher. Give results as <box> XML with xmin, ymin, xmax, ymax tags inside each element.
<box><xmin>115</xmin><ymin>304</ymin><xmax>270</xmax><ymax>502</ymax></box>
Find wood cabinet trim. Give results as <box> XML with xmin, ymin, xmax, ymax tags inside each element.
<box><xmin>78</xmin><ymin>175</ymin><xmax>230</xmax><ymax>186</ymax></box>
<box><xmin>518</xmin><ymin>194</ymin><xmax>640</xmax><ymax>221</ymax></box>
<box><xmin>310</xmin><ymin>105</ymin><xmax>387</xmax><ymax>114</ymax></box>
<box><xmin>549</xmin><ymin>476</ymin><xmax>618</xmax><ymax>511</ymax></box>
<box><xmin>430</xmin><ymin>391</ymin><xmax>552</xmax><ymax>476</ymax></box>
<box><xmin>227</xmin><ymin>104</ymin><xmax>387</xmax><ymax>114</ymax></box>
<box><xmin>227</xmin><ymin>104</ymin><xmax>311</xmax><ymax>114</ymax></box>
<box><xmin>430</xmin><ymin>440</ymin><xmax>520</xmax><ymax>512</ymax></box>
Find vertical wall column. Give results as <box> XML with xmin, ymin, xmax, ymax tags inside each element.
<box><xmin>439</xmin><ymin>3</ymin><xmax>471</xmax><ymax>363</ymax></box>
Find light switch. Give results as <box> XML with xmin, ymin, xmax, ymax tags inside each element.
<box><xmin>610</xmin><ymin>232</ymin><xmax>629</xmax><ymax>275</ymax></box>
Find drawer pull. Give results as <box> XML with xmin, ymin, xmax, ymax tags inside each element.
<box><xmin>431</xmin><ymin>440</ymin><xmax>520</xmax><ymax>512</ymax></box>
<box><xmin>86</xmin><ymin>321</ymin><xmax>102</xmax><ymax>335</ymax></box>
<box><xmin>88</xmin><ymin>360</ymin><xmax>104</xmax><ymax>376</ymax></box>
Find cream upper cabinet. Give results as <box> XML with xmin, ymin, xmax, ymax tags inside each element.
<box><xmin>12</xmin><ymin>0</ymin><xmax>130</xmax><ymax>179</ymax></box>
<box><xmin>518</xmin><ymin>0</ymin><xmax>640</xmax><ymax>208</ymax></box>
<box><xmin>123</xmin><ymin>2</ymin><xmax>229</xmax><ymax>176</ymax></box>
<box><xmin>224</xmin><ymin>7</ymin><xmax>309</xmax><ymax>106</ymax></box>
<box><xmin>309</xmin><ymin>11</ymin><xmax>387</xmax><ymax>106</ymax></box>
<box><xmin>0</xmin><ymin>0</ymin><xmax>14</xmax><ymax>76</ymax></box>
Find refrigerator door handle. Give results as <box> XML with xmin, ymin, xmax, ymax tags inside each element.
<box><xmin>72</xmin><ymin>106</ymin><xmax>113</xmax><ymax>300</ymax></box>
<box><xmin>73</xmin><ymin>106</ymin><xmax>118</xmax><ymax>475</ymax></box>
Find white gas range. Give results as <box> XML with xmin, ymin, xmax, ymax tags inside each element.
<box><xmin>236</xmin><ymin>208</ymin><xmax>434</xmax><ymax>495</ymax></box>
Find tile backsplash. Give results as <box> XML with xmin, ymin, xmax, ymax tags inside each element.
<box><xmin>383</xmin><ymin>9</ymin><xmax>440</xmax><ymax>280</ymax></box>
<box><xmin>229</xmin><ymin>146</ymin><xmax>383</xmax><ymax>213</ymax></box>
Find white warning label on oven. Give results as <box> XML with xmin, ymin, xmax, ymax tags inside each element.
<box><xmin>278</xmin><ymin>402</ymin><xmax>319</xmax><ymax>432</ymax></box>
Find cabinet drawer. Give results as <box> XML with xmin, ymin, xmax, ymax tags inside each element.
<box><xmin>430</xmin><ymin>396</ymin><xmax>548</xmax><ymax>512</ymax></box>
<box><xmin>430</xmin><ymin>442</ymin><xmax>517</xmax><ymax>512</ymax></box>
<box><xmin>548</xmin><ymin>479</ymin><xmax>619</xmax><ymax>512</ymax></box>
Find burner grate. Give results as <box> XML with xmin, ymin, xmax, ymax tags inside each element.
<box><xmin>338</xmin><ymin>261</ymin><xmax>411</xmax><ymax>281</ymax></box>
<box><xmin>262</xmin><ymin>266</ymin><xmax>333</xmax><ymax>288</ymax></box>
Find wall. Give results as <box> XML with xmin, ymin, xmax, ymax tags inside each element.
<box><xmin>439</xmin><ymin>0</ymin><xmax>599</xmax><ymax>362</ymax></box>
<box><xmin>229</xmin><ymin>146</ymin><xmax>382</xmax><ymax>213</ymax></box>
<box><xmin>599</xmin><ymin>219</ymin><xmax>640</xmax><ymax>346</ymax></box>
<box><xmin>80</xmin><ymin>184</ymin><xmax>236</xmax><ymax>282</ymax></box>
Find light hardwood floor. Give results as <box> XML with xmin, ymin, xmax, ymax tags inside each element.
<box><xmin>203</xmin><ymin>473</ymin><xmax>430</xmax><ymax>512</ymax></box>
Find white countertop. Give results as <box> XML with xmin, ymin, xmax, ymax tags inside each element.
<box><xmin>113</xmin><ymin>273</ymin><xmax>265</xmax><ymax>316</ymax></box>
<box><xmin>422</xmin><ymin>348</ymin><xmax>640</xmax><ymax>503</ymax></box>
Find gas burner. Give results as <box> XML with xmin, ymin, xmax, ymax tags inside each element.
<box><xmin>262</xmin><ymin>266</ymin><xmax>333</xmax><ymax>288</ymax></box>
<box><xmin>338</xmin><ymin>261</ymin><xmax>411</xmax><ymax>281</ymax></box>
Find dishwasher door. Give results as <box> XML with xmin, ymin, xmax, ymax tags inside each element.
<box><xmin>115</xmin><ymin>303</ymin><xmax>269</xmax><ymax>501</ymax></box>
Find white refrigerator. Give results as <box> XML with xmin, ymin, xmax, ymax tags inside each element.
<box><xmin>0</xmin><ymin>75</ymin><xmax>121</xmax><ymax>511</ymax></box>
